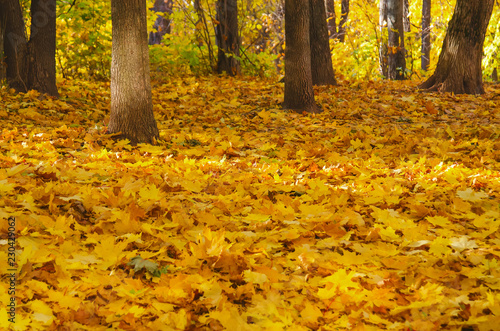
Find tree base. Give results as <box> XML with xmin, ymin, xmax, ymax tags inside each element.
<box><xmin>283</xmin><ymin>102</ymin><xmax>323</xmax><ymax>114</ymax></box>
<box><xmin>106</xmin><ymin>129</ymin><xmax>159</xmax><ymax>146</ymax></box>
<box><xmin>418</xmin><ymin>73</ymin><xmax>485</xmax><ymax>94</ymax></box>
<box><xmin>417</xmin><ymin>0</ymin><xmax>493</xmax><ymax>95</ymax></box>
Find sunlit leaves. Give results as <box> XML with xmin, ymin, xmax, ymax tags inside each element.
<box><xmin>1</xmin><ymin>76</ymin><xmax>500</xmax><ymax>329</ymax></box>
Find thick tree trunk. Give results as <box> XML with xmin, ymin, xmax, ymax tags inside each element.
<box><xmin>421</xmin><ymin>0</ymin><xmax>431</xmax><ymax>71</ymax></box>
<box><xmin>109</xmin><ymin>0</ymin><xmax>159</xmax><ymax>145</ymax></box>
<box><xmin>326</xmin><ymin>0</ymin><xmax>337</xmax><ymax>38</ymax></box>
<box><xmin>27</xmin><ymin>0</ymin><xmax>58</xmax><ymax>97</ymax></box>
<box><xmin>215</xmin><ymin>0</ymin><xmax>240</xmax><ymax>76</ymax></box>
<box><xmin>379</xmin><ymin>0</ymin><xmax>388</xmax><ymax>77</ymax></box>
<box><xmin>148</xmin><ymin>0</ymin><xmax>172</xmax><ymax>45</ymax></box>
<box><xmin>387</xmin><ymin>0</ymin><xmax>405</xmax><ymax>80</ymax></box>
<box><xmin>283</xmin><ymin>0</ymin><xmax>320</xmax><ymax>114</ymax></box>
<box><xmin>1</xmin><ymin>0</ymin><xmax>58</xmax><ymax>96</ymax></box>
<box><xmin>418</xmin><ymin>0</ymin><xmax>494</xmax><ymax>94</ymax></box>
<box><xmin>309</xmin><ymin>0</ymin><xmax>336</xmax><ymax>85</ymax></box>
<box><xmin>337</xmin><ymin>0</ymin><xmax>349</xmax><ymax>42</ymax></box>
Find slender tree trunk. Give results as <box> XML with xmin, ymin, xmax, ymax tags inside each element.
<box><xmin>379</xmin><ymin>0</ymin><xmax>388</xmax><ymax>77</ymax></box>
<box><xmin>283</xmin><ymin>0</ymin><xmax>320</xmax><ymax>114</ymax></box>
<box><xmin>387</xmin><ymin>0</ymin><xmax>405</xmax><ymax>80</ymax></box>
<box><xmin>326</xmin><ymin>0</ymin><xmax>337</xmax><ymax>38</ymax></box>
<box><xmin>194</xmin><ymin>0</ymin><xmax>204</xmax><ymax>46</ymax></box>
<box><xmin>403</xmin><ymin>0</ymin><xmax>410</xmax><ymax>32</ymax></box>
<box><xmin>418</xmin><ymin>0</ymin><xmax>494</xmax><ymax>94</ymax></box>
<box><xmin>194</xmin><ymin>0</ymin><xmax>215</xmax><ymax>69</ymax></box>
<box><xmin>421</xmin><ymin>0</ymin><xmax>431</xmax><ymax>71</ymax></box>
<box><xmin>310</xmin><ymin>0</ymin><xmax>336</xmax><ymax>85</ymax></box>
<box><xmin>215</xmin><ymin>0</ymin><xmax>240</xmax><ymax>76</ymax></box>
<box><xmin>109</xmin><ymin>0</ymin><xmax>159</xmax><ymax>145</ymax></box>
<box><xmin>148</xmin><ymin>0</ymin><xmax>172</xmax><ymax>45</ymax></box>
<box><xmin>337</xmin><ymin>0</ymin><xmax>349</xmax><ymax>42</ymax></box>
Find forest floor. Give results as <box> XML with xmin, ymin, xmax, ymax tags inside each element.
<box><xmin>1</xmin><ymin>76</ymin><xmax>500</xmax><ymax>330</ymax></box>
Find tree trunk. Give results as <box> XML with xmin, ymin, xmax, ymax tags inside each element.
<box><xmin>492</xmin><ymin>68</ymin><xmax>498</xmax><ymax>82</ymax></box>
<box><xmin>418</xmin><ymin>0</ymin><xmax>494</xmax><ymax>94</ymax></box>
<box><xmin>403</xmin><ymin>0</ymin><xmax>410</xmax><ymax>32</ymax></box>
<box><xmin>326</xmin><ymin>0</ymin><xmax>337</xmax><ymax>38</ymax></box>
<box><xmin>1</xmin><ymin>0</ymin><xmax>58</xmax><ymax>96</ymax></box>
<box><xmin>283</xmin><ymin>0</ymin><xmax>320</xmax><ymax>114</ymax></box>
<box><xmin>2</xmin><ymin>0</ymin><xmax>28</xmax><ymax>92</ymax></box>
<box><xmin>27</xmin><ymin>0</ymin><xmax>59</xmax><ymax>97</ymax></box>
<box><xmin>109</xmin><ymin>0</ymin><xmax>159</xmax><ymax>145</ymax></box>
<box><xmin>387</xmin><ymin>0</ymin><xmax>405</xmax><ymax>80</ymax></box>
<box><xmin>0</xmin><ymin>8</ymin><xmax>6</xmax><ymax>81</ymax></box>
<box><xmin>215</xmin><ymin>0</ymin><xmax>240</xmax><ymax>76</ymax></box>
<box><xmin>379</xmin><ymin>0</ymin><xmax>388</xmax><ymax>77</ymax></box>
<box><xmin>337</xmin><ymin>0</ymin><xmax>349</xmax><ymax>42</ymax></box>
<box><xmin>309</xmin><ymin>0</ymin><xmax>336</xmax><ymax>85</ymax></box>
<box><xmin>148</xmin><ymin>0</ymin><xmax>172</xmax><ymax>45</ymax></box>
<box><xmin>421</xmin><ymin>0</ymin><xmax>431</xmax><ymax>71</ymax></box>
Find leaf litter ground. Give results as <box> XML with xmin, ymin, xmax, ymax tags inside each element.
<box><xmin>1</xmin><ymin>76</ymin><xmax>500</xmax><ymax>330</ymax></box>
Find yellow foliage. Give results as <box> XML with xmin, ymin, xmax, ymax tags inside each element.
<box><xmin>1</xmin><ymin>75</ymin><xmax>500</xmax><ymax>329</ymax></box>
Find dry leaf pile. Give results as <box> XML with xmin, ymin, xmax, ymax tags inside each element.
<box><xmin>1</xmin><ymin>76</ymin><xmax>500</xmax><ymax>330</ymax></box>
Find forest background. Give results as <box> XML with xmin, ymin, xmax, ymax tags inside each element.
<box><xmin>48</xmin><ymin>0</ymin><xmax>500</xmax><ymax>82</ymax></box>
<box><xmin>1</xmin><ymin>0</ymin><xmax>500</xmax><ymax>330</ymax></box>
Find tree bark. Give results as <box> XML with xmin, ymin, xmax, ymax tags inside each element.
<box><xmin>337</xmin><ymin>0</ymin><xmax>349</xmax><ymax>42</ymax></box>
<box><xmin>492</xmin><ymin>67</ymin><xmax>498</xmax><ymax>83</ymax></box>
<box><xmin>1</xmin><ymin>0</ymin><xmax>58</xmax><ymax>96</ymax></box>
<box><xmin>109</xmin><ymin>0</ymin><xmax>159</xmax><ymax>145</ymax></box>
<box><xmin>379</xmin><ymin>0</ymin><xmax>388</xmax><ymax>77</ymax></box>
<box><xmin>403</xmin><ymin>0</ymin><xmax>410</xmax><ymax>32</ymax></box>
<box><xmin>27</xmin><ymin>0</ymin><xmax>59</xmax><ymax>96</ymax></box>
<box><xmin>0</xmin><ymin>8</ymin><xmax>6</xmax><ymax>81</ymax></box>
<box><xmin>421</xmin><ymin>0</ymin><xmax>431</xmax><ymax>71</ymax></box>
<box><xmin>283</xmin><ymin>0</ymin><xmax>320</xmax><ymax>114</ymax></box>
<box><xmin>148</xmin><ymin>0</ymin><xmax>172</xmax><ymax>45</ymax></box>
<box><xmin>326</xmin><ymin>0</ymin><xmax>337</xmax><ymax>38</ymax></box>
<box><xmin>387</xmin><ymin>0</ymin><xmax>405</xmax><ymax>80</ymax></box>
<box><xmin>418</xmin><ymin>0</ymin><xmax>494</xmax><ymax>94</ymax></box>
<box><xmin>215</xmin><ymin>0</ymin><xmax>240</xmax><ymax>76</ymax></box>
<box><xmin>1</xmin><ymin>0</ymin><xmax>28</xmax><ymax>92</ymax></box>
<box><xmin>309</xmin><ymin>0</ymin><xmax>336</xmax><ymax>85</ymax></box>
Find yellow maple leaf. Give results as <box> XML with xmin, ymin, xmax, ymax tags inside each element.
<box><xmin>93</xmin><ymin>236</ymin><xmax>128</xmax><ymax>270</ymax></box>
<box><xmin>456</xmin><ymin>188</ymin><xmax>488</xmax><ymax>201</ymax></box>
<box><xmin>139</xmin><ymin>184</ymin><xmax>162</xmax><ymax>201</ymax></box>
<box><xmin>30</xmin><ymin>300</ymin><xmax>54</xmax><ymax>324</ymax></box>
<box><xmin>429</xmin><ymin>237</ymin><xmax>451</xmax><ymax>256</ymax></box>
<box><xmin>450</xmin><ymin>236</ymin><xmax>478</xmax><ymax>252</ymax></box>
<box><xmin>426</xmin><ymin>215</ymin><xmax>451</xmax><ymax>228</ymax></box>
<box><xmin>182</xmin><ymin>179</ymin><xmax>203</xmax><ymax>193</ymax></box>
<box><xmin>300</xmin><ymin>301</ymin><xmax>323</xmax><ymax>322</ymax></box>
<box><xmin>319</xmin><ymin>269</ymin><xmax>360</xmax><ymax>295</ymax></box>
<box><xmin>257</xmin><ymin>109</ymin><xmax>270</xmax><ymax>120</ymax></box>
<box><xmin>0</xmin><ymin>179</ymin><xmax>14</xmax><ymax>193</ymax></box>
<box><xmin>243</xmin><ymin>270</ymin><xmax>269</xmax><ymax>285</ymax></box>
